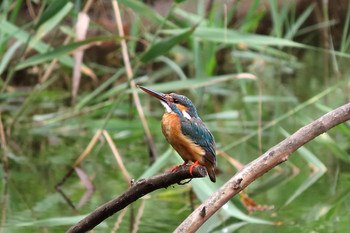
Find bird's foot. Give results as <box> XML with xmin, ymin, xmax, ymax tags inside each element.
<box><xmin>171</xmin><ymin>160</ymin><xmax>188</xmax><ymax>172</ymax></box>
<box><xmin>189</xmin><ymin>161</ymin><xmax>199</xmax><ymax>175</ymax></box>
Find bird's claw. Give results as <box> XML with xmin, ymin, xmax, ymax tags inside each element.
<box><xmin>171</xmin><ymin>160</ymin><xmax>189</xmax><ymax>172</ymax></box>
<box><xmin>171</xmin><ymin>165</ymin><xmax>180</xmax><ymax>172</ymax></box>
<box><xmin>189</xmin><ymin>161</ymin><xmax>200</xmax><ymax>175</ymax></box>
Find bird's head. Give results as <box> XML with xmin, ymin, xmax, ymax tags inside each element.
<box><xmin>138</xmin><ymin>85</ymin><xmax>199</xmax><ymax>120</ymax></box>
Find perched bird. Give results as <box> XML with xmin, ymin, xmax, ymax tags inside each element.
<box><xmin>138</xmin><ymin>85</ymin><xmax>217</xmax><ymax>182</ymax></box>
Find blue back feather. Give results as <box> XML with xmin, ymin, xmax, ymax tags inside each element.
<box><xmin>169</xmin><ymin>93</ymin><xmax>216</xmax><ymax>165</ymax></box>
<box><xmin>180</xmin><ymin>118</ymin><xmax>216</xmax><ymax>164</ymax></box>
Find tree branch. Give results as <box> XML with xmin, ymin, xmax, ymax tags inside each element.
<box><xmin>66</xmin><ymin>165</ymin><xmax>208</xmax><ymax>233</ymax></box>
<box><xmin>174</xmin><ymin>103</ymin><xmax>350</xmax><ymax>233</ymax></box>
<box><xmin>66</xmin><ymin>103</ymin><xmax>350</xmax><ymax>233</ymax></box>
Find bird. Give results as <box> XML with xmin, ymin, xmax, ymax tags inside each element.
<box><xmin>138</xmin><ymin>85</ymin><xmax>217</xmax><ymax>182</ymax></box>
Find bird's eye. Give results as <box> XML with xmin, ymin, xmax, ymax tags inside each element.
<box><xmin>173</xmin><ymin>99</ymin><xmax>179</xmax><ymax>103</ymax></box>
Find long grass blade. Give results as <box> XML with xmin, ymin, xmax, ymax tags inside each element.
<box><xmin>141</xmin><ymin>25</ymin><xmax>196</xmax><ymax>63</ymax></box>
<box><xmin>16</xmin><ymin>35</ymin><xmax>121</xmax><ymax>70</ymax></box>
<box><xmin>280</xmin><ymin>127</ymin><xmax>326</xmax><ymax>206</ymax></box>
<box><xmin>285</xmin><ymin>4</ymin><xmax>314</xmax><ymax>40</ymax></box>
<box><xmin>222</xmin><ymin>77</ymin><xmax>350</xmax><ymax>151</ymax></box>
<box><xmin>163</xmin><ymin>27</ymin><xmax>307</xmax><ymax>47</ymax></box>
<box><xmin>0</xmin><ymin>41</ymin><xmax>21</xmax><ymax>75</ymax></box>
<box><xmin>118</xmin><ymin>0</ymin><xmax>176</xmax><ymax>28</ymax></box>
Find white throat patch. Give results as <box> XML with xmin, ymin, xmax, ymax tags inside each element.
<box><xmin>160</xmin><ymin>100</ymin><xmax>192</xmax><ymax>120</ymax></box>
<box><xmin>182</xmin><ymin>110</ymin><xmax>191</xmax><ymax>120</ymax></box>
<box><xmin>160</xmin><ymin>101</ymin><xmax>172</xmax><ymax>113</ymax></box>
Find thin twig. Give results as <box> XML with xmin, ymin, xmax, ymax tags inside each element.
<box><xmin>257</xmin><ymin>78</ymin><xmax>263</xmax><ymax>155</ymax></box>
<box><xmin>103</xmin><ymin>130</ymin><xmax>131</xmax><ymax>186</ymax></box>
<box><xmin>0</xmin><ymin>113</ymin><xmax>9</xmax><ymax>233</ymax></box>
<box><xmin>132</xmin><ymin>198</ymin><xmax>146</xmax><ymax>233</ymax></box>
<box><xmin>0</xmin><ymin>182</ymin><xmax>8</xmax><ymax>233</ymax></box>
<box><xmin>74</xmin><ymin>129</ymin><xmax>103</xmax><ymax>167</ymax></box>
<box><xmin>112</xmin><ymin>0</ymin><xmax>157</xmax><ymax>161</ymax></box>
<box><xmin>217</xmin><ymin>150</ymin><xmax>244</xmax><ymax>171</ymax></box>
<box><xmin>111</xmin><ymin>207</ymin><xmax>128</xmax><ymax>233</ymax></box>
<box><xmin>40</xmin><ymin>36</ymin><xmax>70</xmax><ymax>83</ymax></box>
<box><xmin>82</xmin><ymin>0</ymin><xmax>94</xmax><ymax>13</ymax></box>
<box><xmin>55</xmin><ymin>129</ymin><xmax>103</xmax><ymax>209</ymax></box>
<box><xmin>0</xmin><ymin>112</ymin><xmax>9</xmax><ymax>178</ymax></box>
<box><xmin>75</xmin><ymin>167</ymin><xmax>95</xmax><ymax>209</ymax></box>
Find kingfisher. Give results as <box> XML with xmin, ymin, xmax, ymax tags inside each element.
<box><xmin>138</xmin><ymin>85</ymin><xmax>217</xmax><ymax>182</ymax></box>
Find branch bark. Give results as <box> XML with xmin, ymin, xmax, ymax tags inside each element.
<box><xmin>174</xmin><ymin>103</ymin><xmax>350</xmax><ymax>233</ymax></box>
<box><xmin>66</xmin><ymin>165</ymin><xmax>208</xmax><ymax>233</ymax></box>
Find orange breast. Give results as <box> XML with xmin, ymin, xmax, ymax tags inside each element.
<box><xmin>161</xmin><ymin>113</ymin><xmax>204</xmax><ymax>163</ymax></box>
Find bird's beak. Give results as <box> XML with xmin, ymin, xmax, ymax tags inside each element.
<box><xmin>138</xmin><ymin>85</ymin><xmax>169</xmax><ymax>104</ymax></box>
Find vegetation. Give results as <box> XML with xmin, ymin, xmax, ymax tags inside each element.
<box><xmin>0</xmin><ymin>0</ymin><xmax>350</xmax><ymax>232</ymax></box>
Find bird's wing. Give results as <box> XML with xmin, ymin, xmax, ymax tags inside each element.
<box><xmin>180</xmin><ymin>118</ymin><xmax>216</xmax><ymax>166</ymax></box>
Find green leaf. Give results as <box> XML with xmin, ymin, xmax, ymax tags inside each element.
<box><xmin>243</xmin><ymin>95</ymin><xmax>298</xmax><ymax>103</ymax></box>
<box><xmin>163</xmin><ymin>27</ymin><xmax>307</xmax><ymax>48</ymax></box>
<box><xmin>305</xmin><ymin>187</ymin><xmax>350</xmax><ymax>221</ymax></box>
<box><xmin>75</xmin><ymin>69</ymin><xmax>125</xmax><ymax>110</ymax></box>
<box><xmin>35</xmin><ymin>1</ymin><xmax>73</xmax><ymax>37</ymax></box>
<box><xmin>136</xmin><ymin>73</ymin><xmax>241</xmax><ymax>93</ymax></box>
<box><xmin>138</xmin><ymin>149</ymin><xmax>173</xmax><ymax>179</ymax></box>
<box><xmin>240</xmin><ymin>0</ymin><xmax>267</xmax><ymax>32</ymax></box>
<box><xmin>118</xmin><ymin>0</ymin><xmax>175</xmax><ymax>28</ymax></box>
<box><xmin>11</xmin><ymin>76</ymin><xmax>59</xmax><ymax>127</ymax></box>
<box><xmin>0</xmin><ymin>20</ymin><xmax>73</xmax><ymax>68</ymax></box>
<box><xmin>156</xmin><ymin>56</ymin><xmax>188</xmax><ymax>80</ymax></box>
<box><xmin>340</xmin><ymin>2</ymin><xmax>350</xmax><ymax>52</ymax></box>
<box><xmin>285</xmin><ymin>4</ymin><xmax>314</xmax><ymax>40</ymax></box>
<box><xmin>9</xmin><ymin>0</ymin><xmax>23</xmax><ymax>24</ymax></box>
<box><xmin>297</xmin><ymin>110</ymin><xmax>350</xmax><ymax>164</ymax></box>
<box><xmin>317</xmin><ymin>133</ymin><xmax>350</xmax><ymax>163</ymax></box>
<box><xmin>173</xmin><ymin>8</ymin><xmax>207</xmax><ymax>26</ymax></box>
<box><xmin>212</xmin><ymin>222</ymin><xmax>248</xmax><ymax>233</ymax></box>
<box><xmin>280</xmin><ymin>127</ymin><xmax>327</xmax><ymax>206</ymax></box>
<box><xmin>0</xmin><ymin>40</ymin><xmax>21</xmax><ymax>75</ymax></box>
<box><xmin>9</xmin><ymin>215</ymin><xmax>96</xmax><ymax>227</ymax></box>
<box><xmin>140</xmin><ymin>26</ymin><xmax>197</xmax><ymax>63</ymax></box>
<box><xmin>222</xmin><ymin>77</ymin><xmax>350</xmax><ymax>151</ymax></box>
<box><xmin>16</xmin><ymin>35</ymin><xmax>122</xmax><ymax>70</ymax></box>
<box><xmin>35</xmin><ymin>1</ymin><xmax>70</xmax><ymax>29</ymax></box>
<box><xmin>175</xmin><ymin>0</ymin><xmax>188</xmax><ymax>3</ymax></box>
<box><xmin>269</xmin><ymin>0</ymin><xmax>282</xmax><ymax>37</ymax></box>
<box><xmin>204</xmin><ymin>110</ymin><xmax>239</xmax><ymax>120</ymax></box>
<box><xmin>191</xmin><ymin>179</ymin><xmax>272</xmax><ymax>226</ymax></box>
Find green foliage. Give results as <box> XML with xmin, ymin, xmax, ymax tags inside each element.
<box><xmin>141</xmin><ymin>26</ymin><xmax>197</xmax><ymax>63</ymax></box>
<box><xmin>35</xmin><ymin>1</ymin><xmax>70</xmax><ymax>29</ymax></box>
<box><xmin>1</xmin><ymin>0</ymin><xmax>350</xmax><ymax>233</ymax></box>
<box><xmin>16</xmin><ymin>35</ymin><xmax>122</xmax><ymax>70</ymax></box>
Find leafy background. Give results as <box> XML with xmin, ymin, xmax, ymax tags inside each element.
<box><xmin>0</xmin><ymin>0</ymin><xmax>350</xmax><ymax>232</ymax></box>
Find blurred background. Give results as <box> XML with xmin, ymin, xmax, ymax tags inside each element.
<box><xmin>0</xmin><ymin>0</ymin><xmax>350</xmax><ymax>232</ymax></box>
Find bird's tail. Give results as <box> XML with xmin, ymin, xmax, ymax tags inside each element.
<box><xmin>206</xmin><ymin>165</ymin><xmax>216</xmax><ymax>183</ymax></box>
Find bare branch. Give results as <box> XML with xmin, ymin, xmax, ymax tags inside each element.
<box><xmin>174</xmin><ymin>103</ymin><xmax>350</xmax><ymax>233</ymax></box>
<box><xmin>66</xmin><ymin>165</ymin><xmax>208</xmax><ymax>233</ymax></box>
<box><xmin>66</xmin><ymin>103</ymin><xmax>350</xmax><ymax>233</ymax></box>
